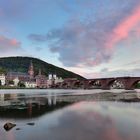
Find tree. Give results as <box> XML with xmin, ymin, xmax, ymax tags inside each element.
<box><xmin>18</xmin><ymin>81</ymin><xmax>25</xmax><ymax>88</ymax></box>
<box><xmin>8</xmin><ymin>80</ymin><xmax>14</xmax><ymax>85</ymax></box>
<box><xmin>0</xmin><ymin>68</ymin><xmax>6</xmax><ymax>74</ymax></box>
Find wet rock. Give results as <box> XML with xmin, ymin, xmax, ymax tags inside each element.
<box><xmin>16</xmin><ymin>128</ymin><xmax>21</xmax><ymax>130</ymax></box>
<box><xmin>27</xmin><ymin>122</ymin><xmax>35</xmax><ymax>126</ymax></box>
<box><xmin>3</xmin><ymin>123</ymin><xmax>16</xmax><ymax>131</ymax></box>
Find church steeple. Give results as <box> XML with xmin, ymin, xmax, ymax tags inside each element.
<box><xmin>28</xmin><ymin>60</ymin><xmax>34</xmax><ymax>78</ymax></box>
<box><xmin>38</xmin><ymin>69</ymin><xmax>42</xmax><ymax>76</ymax></box>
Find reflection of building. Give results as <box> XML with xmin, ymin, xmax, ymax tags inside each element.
<box><xmin>0</xmin><ymin>74</ymin><xmax>6</xmax><ymax>86</ymax></box>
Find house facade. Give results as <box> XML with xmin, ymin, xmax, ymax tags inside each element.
<box><xmin>0</xmin><ymin>74</ymin><xmax>6</xmax><ymax>86</ymax></box>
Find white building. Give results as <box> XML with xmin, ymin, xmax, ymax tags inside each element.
<box><xmin>53</xmin><ymin>74</ymin><xmax>57</xmax><ymax>80</ymax></box>
<box><xmin>0</xmin><ymin>74</ymin><xmax>6</xmax><ymax>86</ymax></box>
<box><xmin>13</xmin><ymin>77</ymin><xmax>19</xmax><ymax>86</ymax></box>
<box><xmin>47</xmin><ymin>73</ymin><xmax>63</xmax><ymax>87</ymax></box>
<box><xmin>25</xmin><ymin>81</ymin><xmax>37</xmax><ymax>88</ymax></box>
<box><xmin>48</xmin><ymin>73</ymin><xmax>53</xmax><ymax>80</ymax></box>
<box><xmin>54</xmin><ymin>77</ymin><xmax>64</xmax><ymax>84</ymax></box>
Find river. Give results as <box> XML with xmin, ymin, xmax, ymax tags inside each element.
<box><xmin>0</xmin><ymin>89</ymin><xmax>140</xmax><ymax>140</ymax></box>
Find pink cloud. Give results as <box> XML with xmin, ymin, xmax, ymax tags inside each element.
<box><xmin>28</xmin><ymin>1</ymin><xmax>140</xmax><ymax>67</ymax></box>
<box><xmin>134</xmin><ymin>26</ymin><xmax>140</xmax><ymax>36</ymax></box>
<box><xmin>10</xmin><ymin>39</ymin><xmax>19</xmax><ymax>46</ymax></box>
<box><xmin>108</xmin><ymin>6</ymin><xmax>140</xmax><ymax>49</ymax></box>
<box><xmin>0</xmin><ymin>35</ymin><xmax>21</xmax><ymax>51</ymax></box>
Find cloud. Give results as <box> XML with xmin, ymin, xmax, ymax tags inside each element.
<box><xmin>28</xmin><ymin>34</ymin><xmax>48</xmax><ymax>42</ymax></box>
<box><xmin>84</xmin><ymin>68</ymin><xmax>140</xmax><ymax>79</ymax></box>
<box><xmin>28</xmin><ymin>0</ymin><xmax>140</xmax><ymax>67</ymax></box>
<box><xmin>48</xmin><ymin>6</ymin><xmax>140</xmax><ymax>67</ymax></box>
<box><xmin>0</xmin><ymin>35</ymin><xmax>21</xmax><ymax>55</ymax></box>
<box><xmin>35</xmin><ymin>46</ymin><xmax>43</xmax><ymax>51</ymax></box>
<box><xmin>108</xmin><ymin>6</ymin><xmax>140</xmax><ymax>49</ymax></box>
<box><xmin>123</xmin><ymin>59</ymin><xmax>140</xmax><ymax>67</ymax></box>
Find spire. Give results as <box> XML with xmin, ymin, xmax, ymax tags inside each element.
<box><xmin>30</xmin><ymin>60</ymin><xmax>33</xmax><ymax>68</ymax></box>
<box><xmin>38</xmin><ymin>69</ymin><xmax>42</xmax><ymax>75</ymax></box>
<box><xmin>28</xmin><ymin>60</ymin><xmax>34</xmax><ymax>78</ymax></box>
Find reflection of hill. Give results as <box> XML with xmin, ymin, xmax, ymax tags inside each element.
<box><xmin>0</xmin><ymin>102</ymin><xmax>70</xmax><ymax>119</ymax></box>
<box><xmin>0</xmin><ymin>93</ymin><xmax>71</xmax><ymax>119</ymax></box>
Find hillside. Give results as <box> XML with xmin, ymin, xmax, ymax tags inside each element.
<box><xmin>0</xmin><ymin>57</ymin><xmax>85</xmax><ymax>80</ymax></box>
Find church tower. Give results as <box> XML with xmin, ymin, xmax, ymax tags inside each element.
<box><xmin>38</xmin><ymin>69</ymin><xmax>42</xmax><ymax>76</ymax></box>
<box><xmin>28</xmin><ymin>60</ymin><xmax>34</xmax><ymax>78</ymax></box>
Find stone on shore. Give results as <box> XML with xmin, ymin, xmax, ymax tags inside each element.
<box><xmin>3</xmin><ymin>122</ymin><xmax>16</xmax><ymax>131</ymax></box>
<box><xmin>27</xmin><ymin>122</ymin><xmax>35</xmax><ymax>126</ymax></box>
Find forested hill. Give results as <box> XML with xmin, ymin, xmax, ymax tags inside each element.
<box><xmin>0</xmin><ymin>57</ymin><xmax>85</xmax><ymax>80</ymax></box>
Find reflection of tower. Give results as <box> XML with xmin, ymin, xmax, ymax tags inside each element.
<box><xmin>28</xmin><ymin>102</ymin><xmax>32</xmax><ymax>117</ymax></box>
<box><xmin>28</xmin><ymin>60</ymin><xmax>34</xmax><ymax>78</ymax></box>
<box><xmin>48</xmin><ymin>96</ymin><xmax>52</xmax><ymax>106</ymax></box>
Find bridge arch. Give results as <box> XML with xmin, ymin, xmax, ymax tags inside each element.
<box><xmin>61</xmin><ymin>82</ymin><xmax>69</xmax><ymax>88</ymax></box>
<box><xmin>72</xmin><ymin>81</ymin><xmax>81</xmax><ymax>88</ymax></box>
<box><xmin>88</xmin><ymin>80</ymin><xmax>101</xmax><ymax>89</ymax></box>
<box><xmin>72</xmin><ymin>81</ymin><xmax>85</xmax><ymax>89</ymax></box>
<box><xmin>107</xmin><ymin>79</ymin><xmax>125</xmax><ymax>89</ymax></box>
<box><xmin>130</xmin><ymin>80</ymin><xmax>140</xmax><ymax>89</ymax></box>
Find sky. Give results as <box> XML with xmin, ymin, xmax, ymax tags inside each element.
<box><xmin>0</xmin><ymin>0</ymin><xmax>140</xmax><ymax>78</ymax></box>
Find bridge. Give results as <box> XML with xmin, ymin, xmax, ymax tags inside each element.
<box><xmin>54</xmin><ymin>77</ymin><xmax>140</xmax><ymax>90</ymax></box>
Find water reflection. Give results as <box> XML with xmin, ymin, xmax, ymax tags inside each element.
<box><xmin>0</xmin><ymin>93</ymin><xmax>71</xmax><ymax>119</ymax></box>
<box><xmin>26</xmin><ymin>102</ymin><xmax>140</xmax><ymax>140</ymax></box>
<box><xmin>1</xmin><ymin>92</ymin><xmax>140</xmax><ymax>140</ymax></box>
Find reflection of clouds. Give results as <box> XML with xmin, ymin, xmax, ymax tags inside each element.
<box><xmin>1</xmin><ymin>102</ymin><xmax>140</xmax><ymax>140</ymax></box>
<box><xmin>27</xmin><ymin>102</ymin><xmax>140</xmax><ymax>140</ymax></box>
<box><xmin>45</xmin><ymin>110</ymin><xmax>122</xmax><ymax>140</ymax></box>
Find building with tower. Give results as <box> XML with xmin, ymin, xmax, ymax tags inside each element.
<box><xmin>5</xmin><ymin>60</ymin><xmax>63</xmax><ymax>88</ymax></box>
<box><xmin>0</xmin><ymin>74</ymin><xmax>6</xmax><ymax>86</ymax></box>
<box><xmin>28</xmin><ymin>60</ymin><xmax>34</xmax><ymax>79</ymax></box>
<box><xmin>35</xmin><ymin>69</ymin><xmax>48</xmax><ymax>88</ymax></box>
<box><xmin>47</xmin><ymin>73</ymin><xmax>64</xmax><ymax>87</ymax></box>
<box><xmin>6</xmin><ymin>61</ymin><xmax>35</xmax><ymax>84</ymax></box>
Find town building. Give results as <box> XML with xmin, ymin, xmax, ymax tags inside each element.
<box><xmin>6</xmin><ymin>72</ymin><xmax>30</xmax><ymax>82</ymax></box>
<box><xmin>6</xmin><ymin>61</ymin><xmax>34</xmax><ymax>84</ymax></box>
<box><xmin>5</xmin><ymin>60</ymin><xmax>64</xmax><ymax>88</ymax></box>
<box><xmin>0</xmin><ymin>74</ymin><xmax>6</xmax><ymax>86</ymax></box>
<box><xmin>35</xmin><ymin>69</ymin><xmax>48</xmax><ymax>88</ymax></box>
<box><xmin>28</xmin><ymin>61</ymin><xmax>34</xmax><ymax>79</ymax></box>
<box><xmin>47</xmin><ymin>73</ymin><xmax>63</xmax><ymax>87</ymax></box>
<box><xmin>25</xmin><ymin>80</ymin><xmax>37</xmax><ymax>88</ymax></box>
<box><xmin>13</xmin><ymin>77</ymin><xmax>19</xmax><ymax>86</ymax></box>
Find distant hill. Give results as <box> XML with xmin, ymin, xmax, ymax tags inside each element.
<box><xmin>0</xmin><ymin>56</ymin><xmax>85</xmax><ymax>80</ymax></box>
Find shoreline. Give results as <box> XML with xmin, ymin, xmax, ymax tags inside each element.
<box><xmin>0</xmin><ymin>89</ymin><xmax>139</xmax><ymax>102</ymax></box>
<box><xmin>56</xmin><ymin>91</ymin><xmax>140</xmax><ymax>102</ymax></box>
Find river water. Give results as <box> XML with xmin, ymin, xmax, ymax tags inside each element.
<box><xmin>0</xmin><ymin>89</ymin><xmax>140</xmax><ymax>140</ymax></box>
